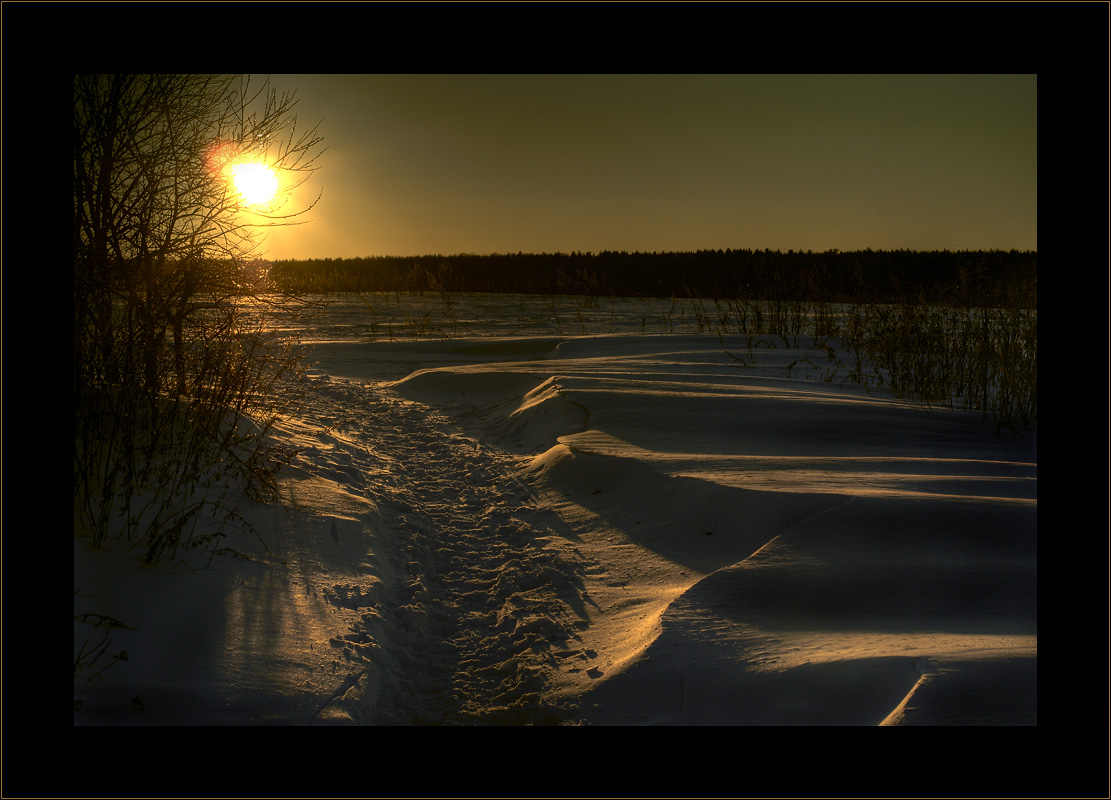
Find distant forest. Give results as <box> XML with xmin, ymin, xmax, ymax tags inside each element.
<box><xmin>269</xmin><ymin>249</ymin><xmax>1037</xmax><ymax>308</ymax></box>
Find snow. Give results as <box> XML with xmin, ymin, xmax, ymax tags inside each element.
<box><xmin>73</xmin><ymin>294</ymin><xmax>1037</xmax><ymax>726</ymax></box>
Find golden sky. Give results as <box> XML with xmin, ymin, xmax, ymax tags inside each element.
<box><xmin>259</xmin><ymin>74</ymin><xmax>1036</xmax><ymax>260</ymax></box>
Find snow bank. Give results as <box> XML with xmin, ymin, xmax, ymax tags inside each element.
<box><xmin>385</xmin><ymin>332</ymin><xmax>1036</xmax><ymax>724</ymax></box>
<box><xmin>75</xmin><ymin>308</ymin><xmax>1036</xmax><ymax>726</ymax></box>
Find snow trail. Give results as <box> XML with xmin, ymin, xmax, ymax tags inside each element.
<box><xmin>293</xmin><ymin>375</ymin><xmax>595</xmax><ymax>724</ymax></box>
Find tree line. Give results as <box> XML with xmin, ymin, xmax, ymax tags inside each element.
<box><xmin>269</xmin><ymin>248</ymin><xmax>1037</xmax><ymax>308</ymax></box>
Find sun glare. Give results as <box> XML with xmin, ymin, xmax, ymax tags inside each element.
<box><xmin>230</xmin><ymin>162</ymin><xmax>279</xmax><ymax>208</ymax></box>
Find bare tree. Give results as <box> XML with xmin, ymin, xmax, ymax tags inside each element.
<box><xmin>74</xmin><ymin>74</ymin><xmax>325</xmax><ymax>562</ymax></box>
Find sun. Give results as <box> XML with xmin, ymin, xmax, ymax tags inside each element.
<box><xmin>229</xmin><ymin>162</ymin><xmax>279</xmax><ymax>208</ymax></box>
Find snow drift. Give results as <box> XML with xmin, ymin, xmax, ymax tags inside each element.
<box><xmin>74</xmin><ymin>296</ymin><xmax>1036</xmax><ymax>726</ymax></box>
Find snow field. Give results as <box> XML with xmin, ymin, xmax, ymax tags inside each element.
<box><xmin>75</xmin><ymin>295</ymin><xmax>1036</xmax><ymax>726</ymax></box>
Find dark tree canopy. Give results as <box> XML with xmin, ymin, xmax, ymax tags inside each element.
<box><xmin>269</xmin><ymin>248</ymin><xmax>1036</xmax><ymax>309</ymax></box>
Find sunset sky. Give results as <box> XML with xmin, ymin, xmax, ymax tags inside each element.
<box><xmin>259</xmin><ymin>74</ymin><xmax>1037</xmax><ymax>260</ymax></box>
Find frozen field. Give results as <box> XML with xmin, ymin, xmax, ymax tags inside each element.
<box><xmin>74</xmin><ymin>293</ymin><xmax>1037</xmax><ymax>726</ymax></box>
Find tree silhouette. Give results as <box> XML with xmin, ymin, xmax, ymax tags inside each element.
<box><xmin>74</xmin><ymin>74</ymin><xmax>325</xmax><ymax>562</ymax></box>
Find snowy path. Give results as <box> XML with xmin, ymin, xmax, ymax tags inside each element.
<box><xmin>75</xmin><ymin>319</ymin><xmax>1035</xmax><ymax>726</ymax></box>
<box><xmin>291</xmin><ymin>375</ymin><xmax>597</xmax><ymax>724</ymax></box>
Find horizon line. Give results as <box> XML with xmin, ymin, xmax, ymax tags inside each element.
<box><xmin>263</xmin><ymin>246</ymin><xmax>1038</xmax><ymax>261</ymax></box>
